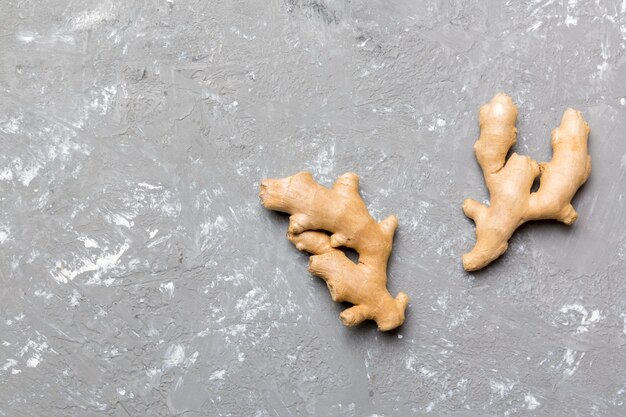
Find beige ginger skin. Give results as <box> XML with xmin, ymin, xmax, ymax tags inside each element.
<box><xmin>463</xmin><ymin>93</ymin><xmax>591</xmax><ymax>271</ymax></box>
<box><xmin>260</xmin><ymin>172</ymin><xmax>409</xmax><ymax>331</ymax></box>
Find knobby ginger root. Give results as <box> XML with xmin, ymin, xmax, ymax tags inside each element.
<box><xmin>463</xmin><ymin>93</ymin><xmax>591</xmax><ymax>271</ymax></box>
<box><xmin>260</xmin><ymin>172</ymin><xmax>409</xmax><ymax>331</ymax></box>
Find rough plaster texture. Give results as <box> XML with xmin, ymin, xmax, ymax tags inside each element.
<box><xmin>0</xmin><ymin>0</ymin><xmax>625</xmax><ymax>416</ymax></box>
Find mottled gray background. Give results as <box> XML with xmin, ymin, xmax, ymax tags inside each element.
<box><xmin>0</xmin><ymin>0</ymin><xmax>625</xmax><ymax>416</ymax></box>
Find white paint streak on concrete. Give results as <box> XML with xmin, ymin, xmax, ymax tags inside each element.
<box><xmin>0</xmin><ymin>167</ymin><xmax>13</xmax><ymax>181</ymax></box>
<box><xmin>404</xmin><ymin>354</ymin><xmax>417</xmax><ymax>371</ymax></box>
<box><xmin>19</xmin><ymin>339</ymin><xmax>49</xmax><ymax>369</ymax></box>
<box><xmin>2</xmin><ymin>359</ymin><xmax>18</xmax><ymax>371</ymax></box>
<box><xmin>70</xmin><ymin>289</ymin><xmax>82</xmax><ymax>307</ymax></box>
<box><xmin>15</xmin><ymin>31</ymin><xmax>74</xmax><ymax>45</ymax></box>
<box><xmin>565</xmin><ymin>0</ymin><xmax>578</xmax><ymax>26</ymax></box>
<box><xmin>79</xmin><ymin>236</ymin><xmax>99</xmax><ymax>248</ymax></box>
<box><xmin>597</xmin><ymin>42</ymin><xmax>611</xmax><ymax>78</ymax></box>
<box><xmin>236</xmin><ymin>288</ymin><xmax>272</xmax><ymax>321</ymax></box>
<box><xmin>559</xmin><ymin>304</ymin><xmax>603</xmax><ymax>333</ymax></box>
<box><xmin>163</xmin><ymin>344</ymin><xmax>185</xmax><ymax>369</ymax></box>
<box><xmin>525</xmin><ymin>393</ymin><xmax>541</xmax><ymax>410</ymax></box>
<box><xmin>559</xmin><ymin>348</ymin><xmax>585</xmax><ymax>377</ymax></box>
<box><xmin>306</xmin><ymin>140</ymin><xmax>336</xmax><ymax>181</ymax></box>
<box><xmin>26</xmin><ymin>357</ymin><xmax>40</xmax><ymax>367</ymax></box>
<box><xmin>147</xmin><ymin>367</ymin><xmax>160</xmax><ymax>377</ymax></box>
<box><xmin>90</xmin><ymin>86</ymin><xmax>117</xmax><ymax>115</ymax></box>
<box><xmin>0</xmin><ymin>228</ymin><xmax>9</xmax><ymax>244</ymax></box>
<box><xmin>159</xmin><ymin>282</ymin><xmax>175</xmax><ymax>297</ymax></box>
<box><xmin>138</xmin><ymin>182</ymin><xmax>162</xmax><ymax>190</ymax></box>
<box><xmin>52</xmin><ymin>242</ymin><xmax>129</xmax><ymax>284</ymax></box>
<box><xmin>209</xmin><ymin>369</ymin><xmax>226</xmax><ymax>381</ymax></box>
<box><xmin>0</xmin><ymin>115</ymin><xmax>23</xmax><ymax>133</ymax></box>
<box><xmin>69</xmin><ymin>2</ymin><xmax>116</xmax><ymax>31</ymax></box>
<box><xmin>448</xmin><ymin>306</ymin><xmax>472</xmax><ymax>329</ymax></box>
<box><xmin>490</xmin><ymin>379</ymin><xmax>515</xmax><ymax>398</ymax></box>
<box><xmin>420</xmin><ymin>367</ymin><xmax>437</xmax><ymax>379</ymax></box>
<box><xmin>187</xmin><ymin>351</ymin><xmax>199</xmax><ymax>365</ymax></box>
<box><xmin>34</xmin><ymin>289</ymin><xmax>54</xmax><ymax>300</ymax></box>
<box><xmin>11</xmin><ymin>158</ymin><xmax>41</xmax><ymax>186</ymax></box>
<box><xmin>201</xmin><ymin>216</ymin><xmax>228</xmax><ymax>242</ymax></box>
<box><xmin>16</xmin><ymin>31</ymin><xmax>37</xmax><ymax>43</ymax></box>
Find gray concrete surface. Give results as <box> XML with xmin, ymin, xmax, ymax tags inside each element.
<box><xmin>1</xmin><ymin>0</ymin><xmax>625</xmax><ymax>416</ymax></box>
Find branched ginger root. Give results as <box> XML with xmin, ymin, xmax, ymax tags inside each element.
<box><xmin>463</xmin><ymin>93</ymin><xmax>591</xmax><ymax>271</ymax></box>
<box><xmin>260</xmin><ymin>172</ymin><xmax>409</xmax><ymax>331</ymax></box>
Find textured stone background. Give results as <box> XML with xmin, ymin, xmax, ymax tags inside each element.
<box><xmin>1</xmin><ymin>0</ymin><xmax>625</xmax><ymax>416</ymax></box>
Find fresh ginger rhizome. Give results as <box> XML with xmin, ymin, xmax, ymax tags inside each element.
<box><xmin>463</xmin><ymin>94</ymin><xmax>591</xmax><ymax>271</ymax></box>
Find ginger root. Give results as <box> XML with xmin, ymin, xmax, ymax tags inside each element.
<box><xmin>260</xmin><ymin>172</ymin><xmax>409</xmax><ymax>331</ymax></box>
<box><xmin>462</xmin><ymin>94</ymin><xmax>591</xmax><ymax>271</ymax></box>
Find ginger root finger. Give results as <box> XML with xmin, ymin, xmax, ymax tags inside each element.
<box><xmin>463</xmin><ymin>94</ymin><xmax>591</xmax><ymax>271</ymax></box>
<box><xmin>260</xmin><ymin>171</ymin><xmax>408</xmax><ymax>331</ymax></box>
<box><xmin>527</xmin><ymin>109</ymin><xmax>591</xmax><ymax>222</ymax></box>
